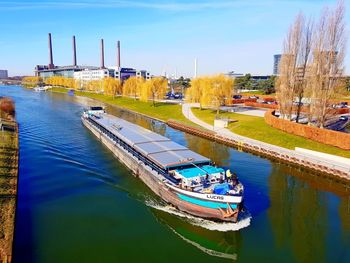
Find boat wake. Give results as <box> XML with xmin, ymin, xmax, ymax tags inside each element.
<box><xmin>145</xmin><ymin>198</ymin><xmax>251</xmax><ymax>232</ymax></box>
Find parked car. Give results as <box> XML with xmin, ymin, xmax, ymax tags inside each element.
<box><xmin>248</xmin><ymin>95</ymin><xmax>259</xmax><ymax>99</ymax></box>
<box><xmin>339</xmin><ymin>116</ymin><xmax>348</xmax><ymax>121</ymax></box>
<box><xmin>165</xmin><ymin>92</ymin><xmax>174</xmax><ymax>99</ymax></box>
<box><xmin>293</xmin><ymin>101</ymin><xmax>303</xmax><ymax>106</ymax></box>
<box><xmin>233</xmin><ymin>95</ymin><xmax>242</xmax><ymax>99</ymax></box>
<box><xmin>174</xmin><ymin>93</ymin><xmax>183</xmax><ymax>99</ymax></box>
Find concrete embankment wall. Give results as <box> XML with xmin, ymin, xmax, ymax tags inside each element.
<box><xmin>264</xmin><ymin>110</ymin><xmax>350</xmax><ymax>150</ymax></box>
<box><xmin>0</xmin><ymin>121</ymin><xmax>18</xmax><ymax>263</ymax></box>
<box><xmin>167</xmin><ymin>120</ymin><xmax>350</xmax><ymax>183</ymax></box>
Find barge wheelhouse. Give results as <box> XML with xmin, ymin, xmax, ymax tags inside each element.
<box><xmin>82</xmin><ymin>107</ymin><xmax>244</xmax><ymax>222</ymax></box>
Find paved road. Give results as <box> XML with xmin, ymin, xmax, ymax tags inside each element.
<box><xmin>326</xmin><ymin>114</ymin><xmax>350</xmax><ymax>132</ymax></box>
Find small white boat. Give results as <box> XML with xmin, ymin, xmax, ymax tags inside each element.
<box><xmin>33</xmin><ymin>86</ymin><xmax>50</xmax><ymax>92</ymax></box>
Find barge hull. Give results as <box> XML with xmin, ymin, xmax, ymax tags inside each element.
<box><xmin>82</xmin><ymin>117</ymin><xmax>238</xmax><ymax>222</ymax></box>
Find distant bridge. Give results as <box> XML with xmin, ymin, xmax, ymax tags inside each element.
<box><xmin>0</xmin><ymin>79</ymin><xmax>22</xmax><ymax>85</ymax></box>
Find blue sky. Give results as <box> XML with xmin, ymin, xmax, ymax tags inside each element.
<box><xmin>0</xmin><ymin>0</ymin><xmax>349</xmax><ymax>77</ymax></box>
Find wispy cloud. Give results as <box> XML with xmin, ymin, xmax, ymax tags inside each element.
<box><xmin>0</xmin><ymin>0</ymin><xmax>292</xmax><ymax>11</ymax></box>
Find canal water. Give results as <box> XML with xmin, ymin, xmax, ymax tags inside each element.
<box><xmin>1</xmin><ymin>86</ymin><xmax>350</xmax><ymax>263</ymax></box>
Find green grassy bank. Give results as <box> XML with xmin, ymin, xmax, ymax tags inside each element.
<box><xmin>192</xmin><ymin>108</ymin><xmax>350</xmax><ymax>158</ymax></box>
<box><xmin>50</xmin><ymin>87</ymin><xmax>192</xmax><ymax>124</ymax></box>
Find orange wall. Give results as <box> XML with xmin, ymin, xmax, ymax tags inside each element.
<box><xmin>264</xmin><ymin>110</ymin><xmax>350</xmax><ymax>150</ymax></box>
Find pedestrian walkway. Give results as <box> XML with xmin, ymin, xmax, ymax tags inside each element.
<box><xmin>181</xmin><ymin>103</ymin><xmax>350</xmax><ymax>176</ymax></box>
<box><xmin>182</xmin><ymin>103</ymin><xmax>286</xmax><ymax>150</ymax></box>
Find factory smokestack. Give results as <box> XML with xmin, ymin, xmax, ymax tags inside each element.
<box><xmin>100</xmin><ymin>39</ymin><xmax>105</xmax><ymax>69</ymax></box>
<box><xmin>72</xmin><ymin>35</ymin><xmax>77</xmax><ymax>66</ymax></box>
<box><xmin>117</xmin><ymin>40</ymin><xmax>121</xmax><ymax>68</ymax></box>
<box><xmin>48</xmin><ymin>33</ymin><xmax>54</xmax><ymax>69</ymax></box>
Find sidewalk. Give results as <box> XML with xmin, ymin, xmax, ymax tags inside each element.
<box><xmin>181</xmin><ymin>103</ymin><xmax>350</xmax><ymax>177</ymax></box>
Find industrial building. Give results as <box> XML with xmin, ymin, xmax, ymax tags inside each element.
<box><xmin>35</xmin><ymin>33</ymin><xmax>150</xmax><ymax>82</ymax></box>
<box><xmin>0</xmin><ymin>70</ymin><xmax>8</xmax><ymax>79</ymax></box>
<box><xmin>112</xmin><ymin>67</ymin><xmax>151</xmax><ymax>81</ymax></box>
<box><xmin>273</xmin><ymin>54</ymin><xmax>281</xmax><ymax>75</ymax></box>
<box><xmin>35</xmin><ymin>34</ymin><xmax>96</xmax><ymax>78</ymax></box>
<box><xmin>35</xmin><ymin>65</ymin><xmax>98</xmax><ymax>78</ymax></box>
<box><xmin>225</xmin><ymin>71</ymin><xmax>244</xmax><ymax>78</ymax></box>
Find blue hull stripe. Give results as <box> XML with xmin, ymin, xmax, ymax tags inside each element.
<box><xmin>178</xmin><ymin>194</ymin><xmax>237</xmax><ymax>209</ymax></box>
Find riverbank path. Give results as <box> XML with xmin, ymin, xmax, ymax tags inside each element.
<box><xmin>181</xmin><ymin>103</ymin><xmax>350</xmax><ymax>176</ymax></box>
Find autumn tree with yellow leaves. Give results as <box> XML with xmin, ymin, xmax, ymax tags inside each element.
<box><xmin>44</xmin><ymin>76</ymin><xmax>76</xmax><ymax>89</ymax></box>
<box><xmin>84</xmin><ymin>80</ymin><xmax>102</xmax><ymax>92</ymax></box>
<box><xmin>140</xmin><ymin>77</ymin><xmax>167</xmax><ymax>106</ymax></box>
<box><xmin>186</xmin><ymin>77</ymin><xmax>205</xmax><ymax>109</ymax></box>
<box><xmin>187</xmin><ymin>75</ymin><xmax>234</xmax><ymax>114</ymax></box>
<box><xmin>202</xmin><ymin>75</ymin><xmax>233</xmax><ymax>115</ymax></box>
<box><xmin>103</xmin><ymin>77</ymin><xmax>122</xmax><ymax>98</ymax></box>
<box><xmin>22</xmin><ymin>76</ymin><xmax>42</xmax><ymax>87</ymax></box>
<box><xmin>123</xmin><ymin>77</ymin><xmax>144</xmax><ymax>99</ymax></box>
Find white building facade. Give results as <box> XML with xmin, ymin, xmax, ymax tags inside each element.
<box><xmin>73</xmin><ymin>68</ymin><xmax>114</xmax><ymax>82</ymax></box>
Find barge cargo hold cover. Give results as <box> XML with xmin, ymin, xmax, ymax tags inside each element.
<box><xmin>91</xmin><ymin>115</ymin><xmax>211</xmax><ymax>170</ymax></box>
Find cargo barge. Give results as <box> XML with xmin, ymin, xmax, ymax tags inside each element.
<box><xmin>82</xmin><ymin>107</ymin><xmax>244</xmax><ymax>222</ymax></box>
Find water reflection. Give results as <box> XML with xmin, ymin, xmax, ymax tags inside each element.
<box><xmin>268</xmin><ymin>164</ymin><xmax>328</xmax><ymax>263</ymax></box>
<box><xmin>339</xmin><ymin>197</ymin><xmax>350</xmax><ymax>235</ymax></box>
<box><xmin>184</xmin><ymin>133</ymin><xmax>231</xmax><ymax>167</ymax></box>
<box><xmin>151</xmin><ymin>208</ymin><xmax>241</xmax><ymax>260</ymax></box>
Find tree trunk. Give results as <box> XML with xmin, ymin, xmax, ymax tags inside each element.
<box><xmin>295</xmin><ymin>93</ymin><xmax>303</xmax><ymax>123</ymax></box>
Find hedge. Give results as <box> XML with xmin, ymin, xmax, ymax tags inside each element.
<box><xmin>230</xmin><ymin>98</ymin><xmax>257</xmax><ymax>105</ymax></box>
<box><xmin>244</xmin><ymin>102</ymin><xmax>278</xmax><ymax>109</ymax></box>
<box><xmin>264</xmin><ymin>110</ymin><xmax>350</xmax><ymax>150</ymax></box>
<box><xmin>0</xmin><ymin>97</ymin><xmax>15</xmax><ymax>120</ymax></box>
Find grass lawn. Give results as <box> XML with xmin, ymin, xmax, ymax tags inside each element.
<box><xmin>50</xmin><ymin>87</ymin><xmax>194</xmax><ymax>125</ymax></box>
<box><xmin>192</xmin><ymin>108</ymin><xmax>350</xmax><ymax>158</ymax></box>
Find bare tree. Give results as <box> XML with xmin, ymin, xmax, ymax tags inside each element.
<box><xmin>277</xmin><ymin>0</ymin><xmax>346</xmax><ymax>127</ymax></box>
<box><xmin>276</xmin><ymin>12</ymin><xmax>304</xmax><ymax>120</ymax></box>
<box><xmin>295</xmin><ymin>18</ymin><xmax>314</xmax><ymax>123</ymax></box>
<box><xmin>310</xmin><ymin>0</ymin><xmax>346</xmax><ymax>128</ymax></box>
